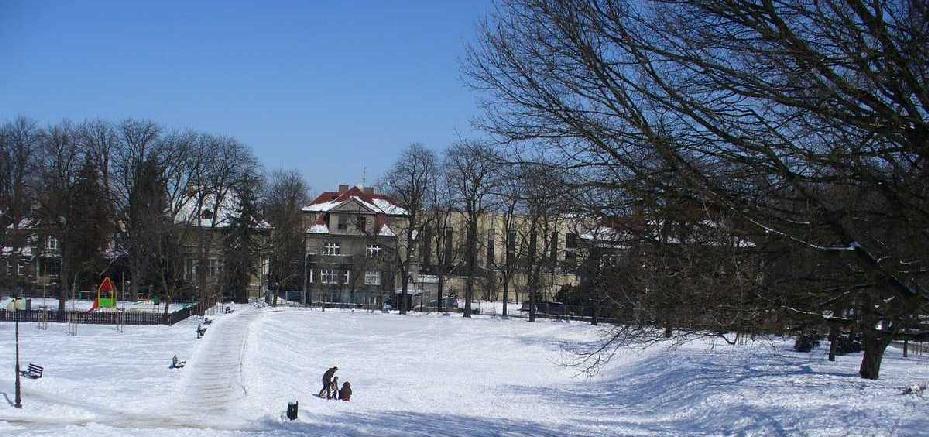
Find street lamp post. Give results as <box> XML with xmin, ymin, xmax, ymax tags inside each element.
<box><xmin>14</xmin><ymin>293</ymin><xmax>22</xmax><ymax>408</ymax></box>
<box><xmin>303</xmin><ymin>253</ymin><xmax>309</xmax><ymax>308</ymax></box>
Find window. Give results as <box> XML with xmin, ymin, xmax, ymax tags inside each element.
<box><xmin>550</xmin><ymin>232</ymin><xmax>559</xmax><ymax>260</ymax></box>
<box><xmin>208</xmin><ymin>259</ymin><xmax>221</xmax><ymax>278</ymax></box>
<box><xmin>46</xmin><ymin>236</ymin><xmax>59</xmax><ymax>251</ymax></box>
<box><xmin>486</xmin><ymin>232</ymin><xmax>495</xmax><ymax>268</ymax></box>
<box><xmin>337</xmin><ymin>215</ymin><xmax>348</xmax><ymax>230</ymax></box>
<box><xmin>444</xmin><ymin>229</ymin><xmax>454</xmax><ymax>262</ymax></box>
<box><xmin>356</xmin><ymin>216</ymin><xmax>367</xmax><ymax>232</ymax></box>
<box><xmin>307</xmin><ymin>268</ymin><xmax>314</xmax><ymax>284</ymax></box>
<box><xmin>321</xmin><ymin>269</ymin><xmax>338</xmax><ymax>284</ymax></box>
<box><xmin>342</xmin><ymin>270</ymin><xmax>351</xmax><ymax>284</ymax></box>
<box><xmin>565</xmin><ymin>233</ymin><xmax>578</xmax><ymax>249</ymax></box>
<box><xmin>364</xmin><ymin>271</ymin><xmax>381</xmax><ymax>285</ymax></box>
<box><xmin>420</xmin><ymin>228</ymin><xmax>432</xmax><ymax>267</ymax></box>
<box><xmin>186</xmin><ymin>259</ymin><xmax>199</xmax><ymax>280</ymax></box>
<box><xmin>366</xmin><ymin>244</ymin><xmax>381</xmax><ymax>258</ymax></box>
<box><xmin>506</xmin><ymin>230</ymin><xmax>517</xmax><ymax>256</ymax></box>
<box><xmin>16</xmin><ymin>262</ymin><xmax>24</xmax><ymax>277</ymax></box>
<box><xmin>323</xmin><ymin>242</ymin><xmax>341</xmax><ymax>255</ymax></box>
<box><xmin>200</xmin><ymin>210</ymin><xmax>214</xmax><ymax>220</ymax></box>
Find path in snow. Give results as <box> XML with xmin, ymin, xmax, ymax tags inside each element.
<box><xmin>173</xmin><ymin>307</ymin><xmax>261</xmax><ymax>427</ymax></box>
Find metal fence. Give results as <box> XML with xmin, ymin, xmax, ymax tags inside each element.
<box><xmin>0</xmin><ymin>297</ymin><xmax>215</xmax><ymax>326</ymax></box>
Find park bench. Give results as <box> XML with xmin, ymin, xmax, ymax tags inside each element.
<box><xmin>20</xmin><ymin>363</ymin><xmax>43</xmax><ymax>379</ymax></box>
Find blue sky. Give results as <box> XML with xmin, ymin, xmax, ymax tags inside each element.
<box><xmin>0</xmin><ymin>0</ymin><xmax>491</xmax><ymax>192</ymax></box>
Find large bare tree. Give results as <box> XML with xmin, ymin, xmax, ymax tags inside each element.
<box><xmin>445</xmin><ymin>141</ymin><xmax>500</xmax><ymax>318</ymax></box>
<box><xmin>383</xmin><ymin>143</ymin><xmax>437</xmax><ymax>314</ymax></box>
<box><xmin>467</xmin><ymin>0</ymin><xmax>928</xmax><ymax>379</ymax></box>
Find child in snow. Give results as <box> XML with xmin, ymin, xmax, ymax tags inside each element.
<box><xmin>319</xmin><ymin>366</ymin><xmax>338</xmax><ymax>398</ymax></box>
<box><xmin>339</xmin><ymin>381</ymin><xmax>352</xmax><ymax>401</ymax></box>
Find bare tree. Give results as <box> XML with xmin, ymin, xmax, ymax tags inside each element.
<box><xmin>263</xmin><ymin>170</ymin><xmax>310</xmax><ymax>306</ymax></box>
<box><xmin>112</xmin><ymin>119</ymin><xmax>164</xmax><ymax>300</ymax></box>
<box><xmin>445</xmin><ymin>141</ymin><xmax>500</xmax><ymax>318</ymax></box>
<box><xmin>383</xmin><ymin>143</ymin><xmax>437</xmax><ymax>314</ymax></box>
<box><xmin>467</xmin><ymin>0</ymin><xmax>928</xmax><ymax>378</ymax></box>
<box><xmin>0</xmin><ymin>117</ymin><xmax>39</xmax><ymax>288</ymax></box>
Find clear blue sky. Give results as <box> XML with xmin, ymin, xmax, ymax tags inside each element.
<box><xmin>0</xmin><ymin>0</ymin><xmax>491</xmax><ymax>192</ymax></box>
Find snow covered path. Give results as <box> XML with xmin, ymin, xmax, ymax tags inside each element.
<box><xmin>173</xmin><ymin>308</ymin><xmax>259</xmax><ymax>427</ymax></box>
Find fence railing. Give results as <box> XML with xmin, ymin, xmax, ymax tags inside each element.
<box><xmin>0</xmin><ymin>301</ymin><xmax>210</xmax><ymax>326</ymax></box>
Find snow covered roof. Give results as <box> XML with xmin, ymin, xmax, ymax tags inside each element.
<box><xmin>303</xmin><ymin>186</ymin><xmax>407</xmax><ymax>216</ymax></box>
<box><xmin>176</xmin><ymin>187</ymin><xmax>270</xmax><ymax>229</ymax></box>
<box><xmin>378</xmin><ymin>224</ymin><xmax>396</xmax><ymax>237</ymax></box>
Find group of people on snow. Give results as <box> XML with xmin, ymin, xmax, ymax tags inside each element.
<box><xmin>320</xmin><ymin>366</ymin><xmax>351</xmax><ymax>401</ymax></box>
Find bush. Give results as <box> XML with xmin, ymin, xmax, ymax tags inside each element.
<box><xmin>794</xmin><ymin>334</ymin><xmax>821</xmax><ymax>353</ymax></box>
<box><xmin>834</xmin><ymin>335</ymin><xmax>862</xmax><ymax>355</ymax></box>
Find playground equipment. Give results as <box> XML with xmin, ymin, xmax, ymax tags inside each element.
<box><xmin>92</xmin><ymin>277</ymin><xmax>118</xmax><ymax>310</ymax></box>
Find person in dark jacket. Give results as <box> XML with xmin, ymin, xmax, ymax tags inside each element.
<box><xmin>319</xmin><ymin>366</ymin><xmax>338</xmax><ymax>398</ymax></box>
<box><xmin>339</xmin><ymin>381</ymin><xmax>352</xmax><ymax>401</ymax></box>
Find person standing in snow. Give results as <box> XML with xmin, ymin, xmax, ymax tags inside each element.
<box><xmin>319</xmin><ymin>366</ymin><xmax>338</xmax><ymax>398</ymax></box>
<box><xmin>339</xmin><ymin>381</ymin><xmax>352</xmax><ymax>401</ymax></box>
<box><xmin>330</xmin><ymin>376</ymin><xmax>340</xmax><ymax>400</ymax></box>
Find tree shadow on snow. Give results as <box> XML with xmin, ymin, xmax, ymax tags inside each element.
<box><xmin>497</xmin><ymin>348</ymin><xmax>916</xmax><ymax>436</ymax></box>
<box><xmin>259</xmin><ymin>411</ymin><xmax>591</xmax><ymax>437</ymax></box>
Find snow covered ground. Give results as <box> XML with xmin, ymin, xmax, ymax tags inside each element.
<box><xmin>1</xmin><ymin>306</ymin><xmax>927</xmax><ymax>436</ymax></box>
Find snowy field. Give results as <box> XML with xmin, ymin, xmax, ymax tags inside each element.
<box><xmin>1</xmin><ymin>306</ymin><xmax>928</xmax><ymax>436</ymax></box>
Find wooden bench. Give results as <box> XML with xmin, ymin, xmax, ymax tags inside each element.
<box><xmin>21</xmin><ymin>363</ymin><xmax>43</xmax><ymax>379</ymax></box>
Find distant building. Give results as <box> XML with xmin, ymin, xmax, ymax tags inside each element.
<box><xmin>1</xmin><ymin>218</ymin><xmax>61</xmax><ymax>292</ymax></box>
<box><xmin>302</xmin><ymin>185</ymin><xmax>410</xmax><ymax>307</ymax></box>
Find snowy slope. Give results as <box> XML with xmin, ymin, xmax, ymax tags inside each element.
<box><xmin>1</xmin><ymin>306</ymin><xmax>928</xmax><ymax>436</ymax></box>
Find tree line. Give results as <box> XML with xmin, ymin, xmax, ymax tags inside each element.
<box><xmin>0</xmin><ymin>117</ymin><xmax>310</xmax><ymax>314</ymax></box>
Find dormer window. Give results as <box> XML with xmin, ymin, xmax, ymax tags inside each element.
<box><xmin>200</xmin><ymin>210</ymin><xmax>214</xmax><ymax>220</ymax></box>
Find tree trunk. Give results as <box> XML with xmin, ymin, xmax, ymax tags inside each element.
<box><xmin>502</xmin><ymin>275</ymin><xmax>509</xmax><ymax>317</ymax></box>
<box><xmin>58</xmin><ymin>262</ymin><xmax>69</xmax><ymax>316</ymax></box>
<box><xmin>463</xmin><ymin>218</ymin><xmax>478</xmax><ymax>319</ymax></box>
<box><xmin>859</xmin><ymin>327</ymin><xmax>891</xmax><ymax>380</ymax></box>
<box><xmin>437</xmin><ymin>272</ymin><xmax>445</xmax><ymax>313</ymax></box>
<box><xmin>400</xmin><ymin>266</ymin><xmax>409</xmax><ymax>315</ymax></box>
<box><xmin>828</xmin><ymin>322</ymin><xmax>838</xmax><ymax>362</ymax></box>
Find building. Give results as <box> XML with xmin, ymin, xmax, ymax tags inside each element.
<box><xmin>302</xmin><ymin>185</ymin><xmax>410</xmax><ymax>307</ymax></box>
<box><xmin>1</xmin><ymin>217</ymin><xmax>61</xmax><ymax>292</ymax></box>
<box><xmin>175</xmin><ymin>187</ymin><xmax>270</xmax><ymax>301</ymax></box>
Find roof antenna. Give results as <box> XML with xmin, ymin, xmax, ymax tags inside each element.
<box><xmin>362</xmin><ymin>166</ymin><xmax>367</xmax><ymax>187</ymax></box>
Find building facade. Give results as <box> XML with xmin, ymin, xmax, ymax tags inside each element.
<box><xmin>302</xmin><ymin>185</ymin><xmax>410</xmax><ymax>307</ymax></box>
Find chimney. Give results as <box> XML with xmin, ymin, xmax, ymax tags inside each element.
<box><xmin>363</xmin><ymin>186</ymin><xmax>375</xmax><ymax>195</ymax></box>
<box><xmin>338</xmin><ymin>184</ymin><xmax>349</xmax><ymax>194</ymax></box>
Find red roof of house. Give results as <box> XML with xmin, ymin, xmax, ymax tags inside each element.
<box><xmin>303</xmin><ymin>186</ymin><xmax>407</xmax><ymax>215</ymax></box>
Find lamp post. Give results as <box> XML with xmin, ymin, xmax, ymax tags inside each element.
<box><xmin>302</xmin><ymin>253</ymin><xmax>310</xmax><ymax>308</ymax></box>
<box><xmin>14</xmin><ymin>292</ymin><xmax>22</xmax><ymax>408</ymax></box>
